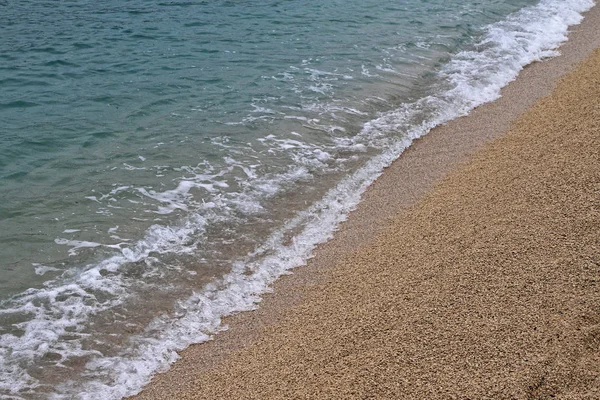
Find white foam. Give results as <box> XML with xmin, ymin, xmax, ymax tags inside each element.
<box><xmin>361</xmin><ymin>65</ymin><xmax>378</xmax><ymax>77</ymax></box>
<box><xmin>353</xmin><ymin>0</ymin><xmax>594</xmax><ymax>149</ymax></box>
<box><xmin>33</xmin><ymin>264</ymin><xmax>61</xmax><ymax>276</ymax></box>
<box><xmin>122</xmin><ymin>163</ymin><xmax>146</xmax><ymax>171</ymax></box>
<box><xmin>54</xmin><ymin>238</ymin><xmax>103</xmax><ymax>256</ymax></box>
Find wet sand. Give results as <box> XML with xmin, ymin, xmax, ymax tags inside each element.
<box><xmin>133</xmin><ymin>6</ymin><xmax>600</xmax><ymax>400</ymax></box>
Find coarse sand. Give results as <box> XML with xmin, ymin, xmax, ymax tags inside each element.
<box><xmin>132</xmin><ymin>8</ymin><xmax>600</xmax><ymax>400</ymax></box>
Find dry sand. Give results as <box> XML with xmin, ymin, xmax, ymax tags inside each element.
<box><xmin>133</xmin><ymin>8</ymin><xmax>600</xmax><ymax>400</ymax></box>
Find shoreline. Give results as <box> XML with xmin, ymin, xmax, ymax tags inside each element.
<box><xmin>132</xmin><ymin>4</ymin><xmax>600</xmax><ymax>399</ymax></box>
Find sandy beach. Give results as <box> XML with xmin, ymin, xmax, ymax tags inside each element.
<box><xmin>132</xmin><ymin>6</ymin><xmax>600</xmax><ymax>400</ymax></box>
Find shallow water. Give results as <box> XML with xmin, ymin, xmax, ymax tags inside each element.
<box><xmin>0</xmin><ymin>0</ymin><xmax>593</xmax><ymax>398</ymax></box>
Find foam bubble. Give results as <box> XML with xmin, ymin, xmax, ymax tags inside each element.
<box><xmin>33</xmin><ymin>264</ymin><xmax>61</xmax><ymax>276</ymax></box>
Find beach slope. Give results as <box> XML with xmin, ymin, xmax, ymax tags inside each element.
<box><xmin>137</xmin><ymin>45</ymin><xmax>600</xmax><ymax>399</ymax></box>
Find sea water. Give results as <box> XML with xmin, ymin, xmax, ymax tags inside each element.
<box><xmin>0</xmin><ymin>0</ymin><xmax>593</xmax><ymax>398</ymax></box>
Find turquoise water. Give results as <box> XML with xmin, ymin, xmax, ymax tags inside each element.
<box><xmin>0</xmin><ymin>0</ymin><xmax>593</xmax><ymax>398</ymax></box>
